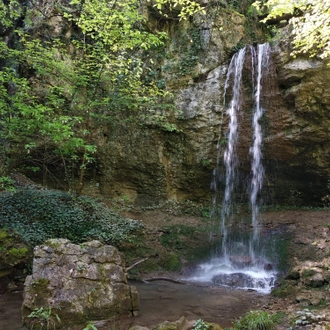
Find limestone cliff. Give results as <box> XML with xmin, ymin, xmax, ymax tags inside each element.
<box><xmin>96</xmin><ymin>16</ymin><xmax>330</xmax><ymax>206</ymax></box>
<box><xmin>95</xmin><ymin>7</ymin><xmax>249</xmax><ymax>205</ymax></box>
<box><xmin>2</xmin><ymin>1</ymin><xmax>330</xmax><ymax>207</ymax></box>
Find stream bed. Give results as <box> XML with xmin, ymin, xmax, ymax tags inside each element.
<box><xmin>0</xmin><ymin>280</ymin><xmax>271</xmax><ymax>330</ymax></box>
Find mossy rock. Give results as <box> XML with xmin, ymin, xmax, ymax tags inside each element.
<box><xmin>0</xmin><ymin>228</ymin><xmax>31</xmax><ymax>278</ymax></box>
<box><xmin>302</xmin><ymin>269</ymin><xmax>317</xmax><ymax>278</ymax></box>
<box><xmin>271</xmin><ymin>281</ymin><xmax>298</xmax><ymax>298</ymax></box>
<box><xmin>285</xmin><ymin>270</ymin><xmax>300</xmax><ymax>280</ymax></box>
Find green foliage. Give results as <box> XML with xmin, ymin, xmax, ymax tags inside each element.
<box><xmin>201</xmin><ymin>159</ymin><xmax>211</xmax><ymax>168</ymax></box>
<box><xmin>0</xmin><ymin>189</ymin><xmax>144</xmax><ymax>247</ymax></box>
<box><xmin>0</xmin><ymin>0</ymin><xmax>22</xmax><ymax>28</ymax></box>
<box><xmin>254</xmin><ymin>0</ymin><xmax>330</xmax><ymax>60</ymax></box>
<box><xmin>229</xmin><ymin>0</ymin><xmax>256</xmax><ymax>15</ymax></box>
<box><xmin>0</xmin><ymin>0</ymin><xmax>172</xmax><ymax>190</ymax></box>
<box><xmin>153</xmin><ymin>0</ymin><xmax>205</xmax><ymax>20</ymax></box>
<box><xmin>160</xmin><ymin>224</ymin><xmax>196</xmax><ymax>249</ymax></box>
<box><xmin>193</xmin><ymin>319</ymin><xmax>210</xmax><ymax>330</ymax></box>
<box><xmin>27</xmin><ymin>306</ymin><xmax>61</xmax><ymax>330</ymax></box>
<box><xmin>0</xmin><ymin>62</ymin><xmax>93</xmax><ymax>186</ymax></box>
<box><xmin>0</xmin><ymin>176</ymin><xmax>15</xmax><ymax>191</ymax></box>
<box><xmin>272</xmin><ymin>280</ymin><xmax>297</xmax><ymax>298</ymax></box>
<box><xmin>231</xmin><ymin>310</ymin><xmax>276</xmax><ymax>330</ymax></box>
<box><xmin>83</xmin><ymin>323</ymin><xmax>98</xmax><ymax>330</ymax></box>
<box><xmin>160</xmin><ymin>252</ymin><xmax>181</xmax><ymax>271</ymax></box>
<box><xmin>302</xmin><ymin>269</ymin><xmax>317</xmax><ymax>279</ymax></box>
<box><xmin>175</xmin><ymin>27</ymin><xmax>204</xmax><ymax>77</ymax></box>
<box><xmin>181</xmin><ymin>28</ymin><xmax>202</xmax><ymax>73</ymax></box>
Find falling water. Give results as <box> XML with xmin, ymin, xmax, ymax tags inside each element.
<box><xmin>186</xmin><ymin>44</ymin><xmax>276</xmax><ymax>293</ymax></box>
<box><xmin>249</xmin><ymin>43</ymin><xmax>271</xmax><ymax>261</ymax></box>
<box><xmin>220</xmin><ymin>47</ymin><xmax>246</xmax><ymax>261</ymax></box>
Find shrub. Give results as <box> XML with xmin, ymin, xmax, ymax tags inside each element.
<box><xmin>193</xmin><ymin>319</ymin><xmax>210</xmax><ymax>330</ymax></box>
<box><xmin>232</xmin><ymin>310</ymin><xmax>276</xmax><ymax>330</ymax></box>
<box><xmin>27</xmin><ymin>306</ymin><xmax>61</xmax><ymax>330</ymax></box>
<box><xmin>0</xmin><ymin>189</ymin><xmax>144</xmax><ymax>247</ymax></box>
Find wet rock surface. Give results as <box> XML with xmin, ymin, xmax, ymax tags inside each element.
<box><xmin>212</xmin><ymin>273</ymin><xmax>262</xmax><ymax>289</ymax></box>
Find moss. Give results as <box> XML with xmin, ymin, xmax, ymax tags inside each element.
<box><xmin>271</xmin><ymin>281</ymin><xmax>298</xmax><ymax>298</ymax></box>
<box><xmin>160</xmin><ymin>253</ymin><xmax>181</xmax><ymax>271</ymax></box>
<box><xmin>45</xmin><ymin>239</ymin><xmax>63</xmax><ymax>249</ymax></box>
<box><xmin>205</xmin><ymin>322</ymin><xmax>223</xmax><ymax>330</ymax></box>
<box><xmin>0</xmin><ymin>269</ymin><xmax>12</xmax><ymax>277</ymax></box>
<box><xmin>31</xmin><ymin>278</ymin><xmax>51</xmax><ymax>295</ymax></box>
<box><xmin>7</xmin><ymin>247</ymin><xmax>29</xmax><ymax>266</ymax></box>
<box><xmin>27</xmin><ymin>278</ymin><xmax>52</xmax><ymax>307</ymax></box>
<box><xmin>8</xmin><ymin>247</ymin><xmax>28</xmax><ymax>258</ymax></box>
<box><xmin>0</xmin><ymin>229</ymin><xmax>8</xmax><ymax>240</ymax></box>
<box><xmin>302</xmin><ymin>269</ymin><xmax>317</xmax><ymax>278</ymax></box>
<box><xmin>0</xmin><ymin>228</ymin><xmax>31</xmax><ymax>276</ymax></box>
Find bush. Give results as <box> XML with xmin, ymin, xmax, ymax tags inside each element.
<box><xmin>232</xmin><ymin>310</ymin><xmax>276</xmax><ymax>330</ymax></box>
<box><xmin>193</xmin><ymin>319</ymin><xmax>210</xmax><ymax>330</ymax></box>
<box><xmin>0</xmin><ymin>189</ymin><xmax>144</xmax><ymax>247</ymax></box>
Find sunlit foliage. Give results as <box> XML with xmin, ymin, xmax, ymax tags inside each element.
<box><xmin>254</xmin><ymin>0</ymin><xmax>330</xmax><ymax>60</ymax></box>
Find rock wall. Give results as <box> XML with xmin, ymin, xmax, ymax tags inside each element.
<box><xmin>269</xmin><ymin>33</ymin><xmax>330</xmax><ymax>204</ymax></box>
<box><xmin>97</xmin><ymin>22</ymin><xmax>330</xmax><ymax>206</ymax></box>
<box><xmin>94</xmin><ymin>8</ymin><xmax>248</xmax><ymax>206</ymax></box>
<box><xmin>4</xmin><ymin>0</ymin><xmax>330</xmax><ymax>207</ymax></box>
<box><xmin>22</xmin><ymin>239</ymin><xmax>139</xmax><ymax>329</ymax></box>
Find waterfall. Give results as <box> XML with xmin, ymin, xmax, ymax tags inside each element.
<box><xmin>249</xmin><ymin>44</ymin><xmax>270</xmax><ymax>260</ymax></box>
<box><xmin>186</xmin><ymin>44</ymin><xmax>276</xmax><ymax>294</ymax></box>
<box><xmin>220</xmin><ymin>47</ymin><xmax>246</xmax><ymax>261</ymax></box>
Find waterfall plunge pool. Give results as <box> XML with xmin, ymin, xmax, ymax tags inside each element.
<box><xmin>184</xmin><ymin>257</ymin><xmax>277</xmax><ymax>294</ymax></box>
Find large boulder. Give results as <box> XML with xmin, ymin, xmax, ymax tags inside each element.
<box><xmin>22</xmin><ymin>239</ymin><xmax>139</xmax><ymax>329</ymax></box>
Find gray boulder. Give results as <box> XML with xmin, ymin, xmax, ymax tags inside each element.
<box><xmin>22</xmin><ymin>239</ymin><xmax>139</xmax><ymax>329</ymax></box>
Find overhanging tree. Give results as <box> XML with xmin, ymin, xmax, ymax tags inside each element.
<box><xmin>0</xmin><ymin>0</ymin><xmax>204</xmax><ymax>192</ymax></box>
<box><xmin>0</xmin><ymin>0</ymin><xmax>165</xmax><ymax>191</ymax></box>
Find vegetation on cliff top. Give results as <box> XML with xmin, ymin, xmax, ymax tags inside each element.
<box><xmin>254</xmin><ymin>0</ymin><xmax>330</xmax><ymax>60</ymax></box>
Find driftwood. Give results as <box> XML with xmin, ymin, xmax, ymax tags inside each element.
<box><xmin>141</xmin><ymin>277</ymin><xmax>212</xmax><ymax>288</ymax></box>
<box><xmin>141</xmin><ymin>277</ymin><xmax>188</xmax><ymax>285</ymax></box>
<box><xmin>126</xmin><ymin>258</ymin><xmax>149</xmax><ymax>271</ymax></box>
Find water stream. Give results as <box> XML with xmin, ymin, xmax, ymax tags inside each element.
<box><xmin>187</xmin><ymin>44</ymin><xmax>276</xmax><ymax>294</ymax></box>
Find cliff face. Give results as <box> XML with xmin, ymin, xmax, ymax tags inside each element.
<box><xmin>97</xmin><ymin>20</ymin><xmax>330</xmax><ymax>207</ymax></box>
<box><xmin>96</xmin><ymin>8</ymin><xmax>248</xmax><ymax>205</ymax></box>
<box><xmin>269</xmin><ymin>35</ymin><xmax>330</xmax><ymax>205</ymax></box>
<box><xmin>3</xmin><ymin>1</ymin><xmax>330</xmax><ymax>206</ymax></box>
